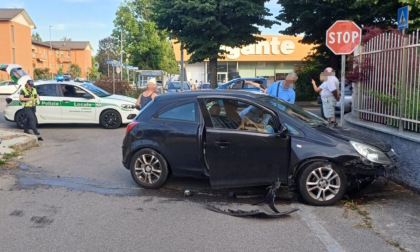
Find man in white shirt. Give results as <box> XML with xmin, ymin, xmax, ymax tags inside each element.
<box><xmin>311</xmin><ymin>67</ymin><xmax>340</xmax><ymax>123</ymax></box>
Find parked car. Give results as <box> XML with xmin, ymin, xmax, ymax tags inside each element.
<box><xmin>63</xmin><ymin>74</ymin><xmax>71</xmax><ymax>81</ymax></box>
<box><xmin>0</xmin><ymin>80</ymin><xmax>19</xmax><ymax>95</ymax></box>
<box><xmin>217</xmin><ymin>77</ymin><xmax>267</xmax><ymax>92</ymax></box>
<box><xmin>122</xmin><ymin>91</ymin><xmax>397</xmax><ymax>206</ymax></box>
<box><xmin>166</xmin><ymin>81</ymin><xmax>191</xmax><ymax>93</ymax></box>
<box><xmin>318</xmin><ymin>83</ymin><xmax>352</xmax><ymax>118</ymax></box>
<box><xmin>4</xmin><ymin>81</ymin><xmax>138</xmax><ymax>129</ymax></box>
<box><xmin>199</xmin><ymin>83</ymin><xmax>211</xmax><ymax>90</ymax></box>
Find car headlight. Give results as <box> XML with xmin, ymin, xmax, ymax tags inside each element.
<box><xmin>350</xmin><ymin>141</ymin><xmax>392</xmax><ymax>165</ymax></box>
<box><xmin>121</xmin><ymin>104</ymin><xmax>136</xmax><ymax>109</ymax></box>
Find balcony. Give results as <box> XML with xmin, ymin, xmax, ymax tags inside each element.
<box><xmin>58</xmin><ymin>56</ymin><xmax>71</xmax><ymax>63</ymax></box>
<box><xmin>35</xmin><ymin>53</ymin><xmax>47</xmax><ymax>62</ymax></box>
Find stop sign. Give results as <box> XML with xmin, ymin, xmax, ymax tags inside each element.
<box><xmin>326</xmin><ymin>20</ymin><xmax>362</xmax><ymax>55</ymax></box>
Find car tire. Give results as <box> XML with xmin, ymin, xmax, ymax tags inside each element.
<box><xmin>130</xmin><ymin>148</ymin><xmax>169</xmax><ymax>189</ymax></box>
<box><xmin>298</xmin><ymin>161</ymin><xmax>346</xmax><ymax>206</ymax></box>
<box><xmin>15</xmin><ymin>110</ymin><xmax>27</xmax><ymax>129</ymax></box>
<box><xmin>100</xmin><ymin>110</ymin><xmax>122</xmax><ymax>129</ymax></box>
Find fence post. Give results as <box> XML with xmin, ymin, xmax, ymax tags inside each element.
<box><xmin>399</xmin><ymin>37</ymin><xmax>409</xmax><ymax>132</ymax></box>
<box><xmin>357</xmin><ymin>46</ymin><xmax>364</xmax><ymax>119</ymax></box>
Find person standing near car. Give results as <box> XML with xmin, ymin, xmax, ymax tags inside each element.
<box><xmin>19</xmin><ymin>80</ymin><xmax>43</xmax><ymax>141</ymax></box>
<box><xmin>265</xmin><ymin>72</ymin><xmax>298</xmax><ymax>104</ymax></box>
<box><xmin>136</xmin><ymin>78</ymin><xmax>158</xmax><ymax>109</ymax></box>
<box><xmin>311</xmin><ymin>67</ymin><xmax>340</xmax><ymax>123</ymax></box>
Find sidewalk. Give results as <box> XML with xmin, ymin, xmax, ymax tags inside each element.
<box><xmin>0</xmin><ymin>130</ymin><xmax>38</xmax><ymax>161</ymax></box>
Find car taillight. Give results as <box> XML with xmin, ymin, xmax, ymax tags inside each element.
<box><xmin>126</xmin><ymin>121</ymin><xmax>139</xmax><ymax>135</ymax></box>
<box><xmin>6</xmin><ymin>98</ymin><xmax>12</xmax><ymax>104</ymax></box>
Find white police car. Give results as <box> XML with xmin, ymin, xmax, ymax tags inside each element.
<box><xmin>4</xmin><ymin>81</ymin><xmax>138</xmax><ymax>129</ymax></box>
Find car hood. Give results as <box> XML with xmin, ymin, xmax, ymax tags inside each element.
<box><xmin>315</xmin><ymin>125</ymin><xmax>392</xmax><ymax>152</ymax></box>
<box><xmin>101</xmin><ymin>94</ymin><xmax>136</xmax><ymax>104</ymax></box>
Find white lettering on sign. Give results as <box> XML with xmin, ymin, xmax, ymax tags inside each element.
<box><xmin>223</xmin><ymin>37</ymin><xmax>296</xmax><ymax>59</ymax></box>
<box><xmin>328</xmin><ymin>31</ymin><xmax>360</xmax><ymax>45</ymax></box>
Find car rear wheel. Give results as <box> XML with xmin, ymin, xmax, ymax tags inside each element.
<box><xmin>298</xmin><ymin>161</ymin><xmax>346</xmax><ymax>206</ymax></box>
<box><xmin>130</xmin><ymin>148</ymin><xmax>169</xmax><ymax>189</ymax></box>
<box><xmin>15</xmin><ymin>110</ymin><xmax>27</xmax><ymax>129</ymax></box>
<box><xmin>100</xmin><ymin>110</ymin><xmax>121</xmax><ymax>129</ymax></box>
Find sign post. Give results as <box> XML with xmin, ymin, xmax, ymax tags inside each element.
<box><xmin>398</xmin><ymin>6</ymin><xmax>409</xmax><ymax>35</ymax></box>
<box><xmin>326</xmin><ymin>20</ymin><xmax>362</xmax><ymax>125</ymax></box>
<box><xmin>397</xmin><ymin>6</ymin><xmax>409</xmax><ymax>132</ymax></box>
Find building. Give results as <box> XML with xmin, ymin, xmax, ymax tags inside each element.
<box><xmin>0</xmin><ymin>8</ymin><xmax>93</xmax><ymax>80</ymax></box>
<box><xmin>32</xmin><ymin>40</ymin><xmax>93</xmax><ymax>78</ymax></box>
<box><xmin>172</xmin><ymin>35</ymin><xmax>314</xmax><ymax>84</ymax></box>
<box><xmin>0</xmin><ymin>9</ymin><xmax>35</xmax><ymax>80</ymax></box>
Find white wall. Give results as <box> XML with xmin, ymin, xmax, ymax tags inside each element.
<box><xmin>185</xmin><ymin>62</ymin><xmax>206</xmax><ymax>83</ymax></box>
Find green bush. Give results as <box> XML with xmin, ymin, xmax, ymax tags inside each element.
<box><xmin>33</xmin><ymin>68</ymin><xmax>50</xmax><ymax>80</ymax></box>
<box><xmin>95</xmin><ymin>77</ymin><xmax>134</xmax><ymax>96</ymax></box>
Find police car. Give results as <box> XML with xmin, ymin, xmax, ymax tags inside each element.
<box><xmin>4</xmin><ymin>81</ymin><xmax>138</xmax><ymax>129</ymax></box>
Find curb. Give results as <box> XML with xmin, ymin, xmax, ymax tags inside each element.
<box><xmin>0</xmin><ymin>130</ymin><xmax>38</xmax><ymax>156</ymax></box>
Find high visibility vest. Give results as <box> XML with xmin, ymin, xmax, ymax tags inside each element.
<box><xmin>21</xmin><ymin>87</ymin><xmax>38</xmax><ymax>108</ymax></box>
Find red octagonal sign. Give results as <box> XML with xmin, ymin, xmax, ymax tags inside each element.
<box><xmin>326</xmin><ymin>20</ymin><xmax>362</xmax><ymax>55</ymax></box>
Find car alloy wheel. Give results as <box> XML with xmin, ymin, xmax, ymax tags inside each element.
<box><xmin>298</xmin><ymin>161</ymin><xmax>346</xmax><ymax>206</ymax></box>
<box><xmin>134</xmin><ymin>154</ymin><xmax>162</xmax><ymax>185</ymax></box>
<box><xmin>15</xmin><ymin>110</ymin><xmax>27</xmax><ymax>129</ymax></box>
<box><xmin>130</xmin><ymin>148</ymin><xmax>169</xmax><ymax>189</ymax></box>
<box><xmin>100</xmin><ymin>110</ymin><xmax>121</xmax><ymax>129</ymax></box>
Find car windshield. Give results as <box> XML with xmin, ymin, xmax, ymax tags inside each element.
<box><xmin>81</xmin><ymin>83</ymin><xmax>111</xmax><ymax>97</ymax></box>
<box><xmin>168</xmin><ymin>82</ymin><xmax>190</xmax><ymax>90</ymax></box>
<box><xmin>258</xmin><ymin>96</ymin><xmax>328</xmax><ymax>127</ymax></box>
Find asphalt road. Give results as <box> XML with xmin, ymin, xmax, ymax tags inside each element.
<box><xmin>0</xmin><ymin>95</ymin><xmax>419</xmax><ymax>252</ymax></box>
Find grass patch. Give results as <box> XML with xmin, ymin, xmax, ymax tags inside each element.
<box><xmin>341</xmin><ymin>200</ymin><xmax>372</xmax><ymax>229</ymax></box>
<box><xmin>0</xmin><ymin>148</ymin><xmax>20</xmax><ymax>167</ymax></box>
<box><xmin>386</xmin><ymin>240</ymin><xmax>407</xmax><ymax>252</ymax></box>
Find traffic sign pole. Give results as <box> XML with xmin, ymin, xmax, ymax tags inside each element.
<box><xmin>340</xmin><ymin>55</ymin><xmax>346</xmax><ymax>125</ymax></box>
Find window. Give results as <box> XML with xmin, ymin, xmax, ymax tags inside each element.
<box><xmin>204</xmin><ymin>99</ymin><xmax>276</xmax><ymax>134</ymax></box>
<box><xmin>61</xmin><ymin>51</ymin><xmax>64</xmax><ymax>57</ymax></box>
<box><xmin>11</xmin><ymin>25</ymin><xmax>14</xmax><ymax>44</ymax></box>
<box><xmin>12</xmin><ymin>48</ymin><xmax>15</xmax><ymax>64</ymax></box>
<box><xmin>243</xmin><ymin>80</ymin><xmax>263</xmax><ymax>89</ymax></box>
<box><xmin>37</xmin><ymin>84</ymin><xmax>59</xmax><ymax>97</ymax></box>
<box><xmin>61</xmin><ymin>85</ymin><xmax>90</xmax><ymax>98</ymax></box>
<box><xmin>68</xmin><ymin>51</ymin><xmax>71</xmax><ymax>57</ymax></box>
<box><xmin>56</xmin><ymin>51</ymin><xmax>59</xmax><ymax>56</ymax></box>
<box><xmin>157</xmin><ymin>103</ymin><xmax>197</xmax><ymax>122</ymax></box>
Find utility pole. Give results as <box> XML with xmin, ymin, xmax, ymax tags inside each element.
<box><xmin>120</xmin><ymin>29</ymin><xmax>123</xmax><ymax>81</ymax></box>
<box><xmin>180</xmin><ymin>41</ymin><xmax>184</xmax><ymax>92</ymax></box>
<box><xmin>49</xmin><ymin>25</ymin><xmax>53</xmax><ymax>80</ymax></box>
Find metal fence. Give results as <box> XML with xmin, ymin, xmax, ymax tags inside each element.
<box><xmin>354</xmin><ymin>30</ymin><xmax>420</xmax><ymax>132</ymax></box>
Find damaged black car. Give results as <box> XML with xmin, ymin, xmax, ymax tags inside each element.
<box><xmin>122</xmin><ymin>91</ymin><xmax>397</xmax><ymax>206</ymax></box>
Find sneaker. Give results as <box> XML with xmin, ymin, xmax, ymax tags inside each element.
<box><xmin>37</xmin><ymin>136</ymin><xmax>44</xmax><ymax>141</ymax></box>
<box><xmin>23</xmin><ymin>130</ymin><xmax>30</xmax><ymax>134</ymax></box>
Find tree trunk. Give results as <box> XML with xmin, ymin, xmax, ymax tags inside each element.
<box><xmin>209</xmin><ymin>58</ymin><xmax>218</xmax><ymax>89</ymax></box>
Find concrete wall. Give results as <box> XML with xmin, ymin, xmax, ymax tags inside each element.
<box><xmin>345</xmin><ymin>114</ymin><xmax>420</xmax><ymax>192</ymax></box>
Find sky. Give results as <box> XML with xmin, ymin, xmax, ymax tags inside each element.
<box><xmin>2</xmin><ymin>0</ymin><xmax>288</xmax><ymax>54</ymax></box>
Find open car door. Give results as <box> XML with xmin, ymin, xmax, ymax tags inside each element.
<box><xmin>199</xmin><ymin>97</ymin><xmax>291</xmax><ymax>189</ymax></box>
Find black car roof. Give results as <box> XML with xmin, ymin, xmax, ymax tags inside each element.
<box><xmin>155</xmin><ymin>90</ymin><xmax>266</xmax><ymax>102</ymax></box>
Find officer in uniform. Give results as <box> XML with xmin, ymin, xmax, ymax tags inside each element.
<box><xmin>19</xmin><ymin>80</ymin><xmax>43</xmax><ymax>141</ymax></box>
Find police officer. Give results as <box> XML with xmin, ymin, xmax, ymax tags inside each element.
<box><xmin>19</xmin><ymin>80</ymin><xmax>43</xmax><ymax>141</ymax></box>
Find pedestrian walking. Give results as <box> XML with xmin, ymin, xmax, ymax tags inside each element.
<box><xmin>265</xmin><ymin>72</ymin><xmax>298</xmax><ymax>104</ymax></box>
<box><xmin>311</xmin><ymin>67</ymin><xmax>340</xmax><ymax>123</ymax></box>
<box><xmin>19</xmin><ymin>80</ymin><xmax>43</xmax><ymax>141</ymax></box>
<box><xmin>136</xmin><ymin>78</ymin><xmax>158</xmax><ymax>110</ymax></box>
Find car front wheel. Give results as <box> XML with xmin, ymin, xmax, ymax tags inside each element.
<box><xmin>130</xmin><ymin>148</ymin><xmax>169</xmax><ymax>189</ymax></box>
<box><xmin>100</xmin><ymin>110</ymin><xmax>121</xmax><ymax>129</ymax></box>
<box><xmin>298</xmin><ymin>161</ymin><xmax>346</xmax><ymax>206</ymax></box>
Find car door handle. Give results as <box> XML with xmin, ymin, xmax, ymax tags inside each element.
<box><xmin>215</xmin><ymin>141</ymin><xmax>230</xmax><ymax>148</ymax></box>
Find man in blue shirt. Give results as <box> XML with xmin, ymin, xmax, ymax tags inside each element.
<box><xmin>265</xmin><ymin>72</ymin><xmax>298</xmax><ymax>104</ymax></box>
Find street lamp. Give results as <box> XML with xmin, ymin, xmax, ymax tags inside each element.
<box><xmin>49</xmin><ymin>25</ymin><xmax>53</xmax><ymax>80</ymax></box>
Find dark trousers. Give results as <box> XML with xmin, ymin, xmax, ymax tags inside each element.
<box><xmin>23</xmin><ymin>107</ymin><xmax>39</xmax><ymax>135</ymax></box>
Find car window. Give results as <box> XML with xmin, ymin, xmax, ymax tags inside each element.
<box><xmin>36</xmin><ymin>84</ymin><xmax>59</xmax><ymax>97</ymax></box>
<box><xmin>204</xmin><ymin>98</ymin><xmax>276</xmax><ymax>134</ymax></box>
<box><xmin>158</xmin><ymin>102</ymin><xmax>197</xmax><ymax>122</ymax></box>
<box><xmin>244</xmin><ymin>80</ymin><xmax>262</xmax><ymax>89</ymax></box>
<box><xmin>61</xmin><ymin>85</ymin><xmax>90</xmax><ymax>98</ymax></box>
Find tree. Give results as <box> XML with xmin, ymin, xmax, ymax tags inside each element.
<box><xmin>153</xmin><ymin>0</ymin><xmax>274</xmax><ymax>88</ymax></box>
<box><xmin>68</xmin><ymin>64</ymin><xmax>81</xmax><ymax>78</ymax></box>
<box><xmin>32</xmin><ymin>32</ymin><xmax>42</xmax><ymax>42</ymax></box>
<box><xmin>33</xmin><ymin>68</ymin><xmax>50</xmax><ymax>80</ymax></box>
<box><xmin>96</xmin><ymin>37</ymin><xmax>118</xmax><ymax>76</ymax></box>
<box><xmin>57</xmin><ymin>67</ymin><xmax>63</xmax><ymax>75</ymax></box>
<box><xmin>276</xmin><ymin>0</ymin><xmax>419</xmax><ymax>72</ymax></box>
<box><xmin>112</xmin><ymin>0</ymin><xmax>179</xmax><ymax>75</ymax></box>
<box><xmin>61</xmin><ymin>36</ymin><xmax>72</xmax><ymax>42</ymax></box>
